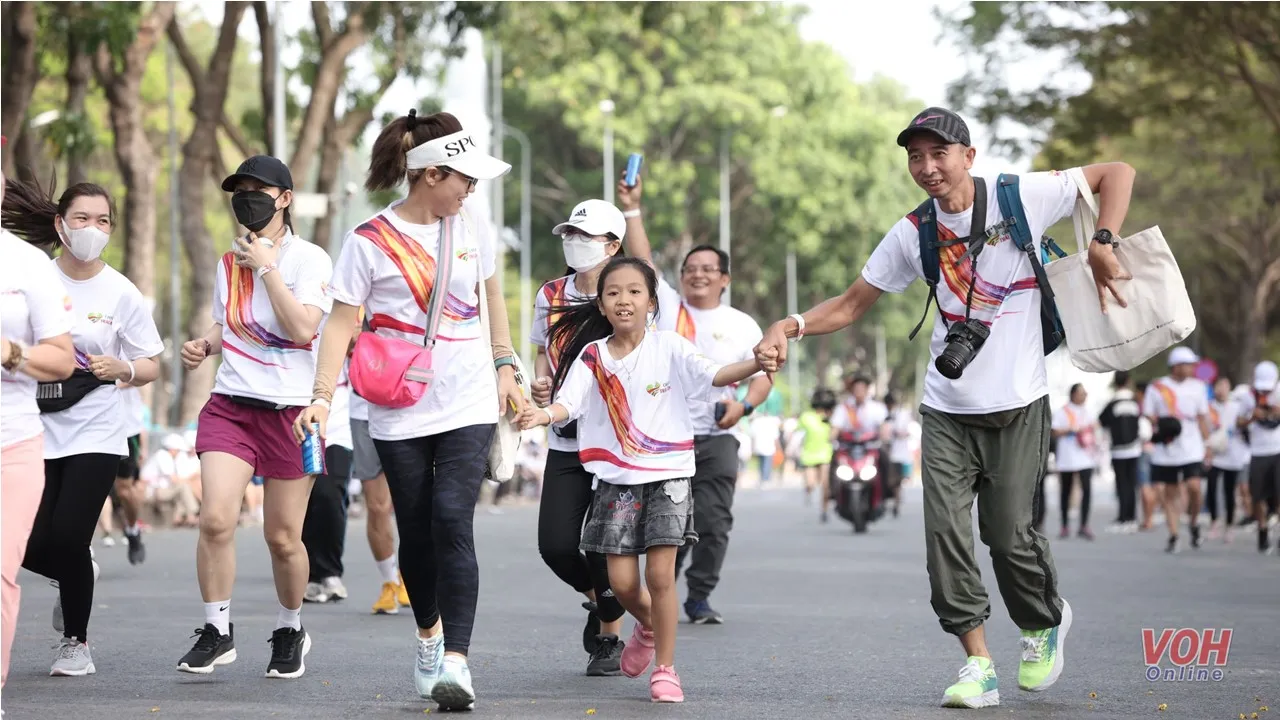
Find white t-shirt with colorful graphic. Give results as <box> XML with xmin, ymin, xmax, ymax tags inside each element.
<box><xmin>41</xmin><ymin>262</ymin><xmax>165</xmax><ymax>459</ymax></box>
<box><xmin>860</xmin><ymin>171</ymin><xmax>1081</xmax><ymax>415</ymax></box>
<box><xmin>327</xmin><ymin>200</ymin><xmax>497</xmax><ymax>442</ymax></box>
<box><xmin>1238</xmin><ymin>388</ymin><xmax>1280</xmax><ymax>458</ymax></box>
<box><xmin>655</xmin><ymin>277</ymin><xmax>763</xmax><ymax>436</ymax></box>
<box><xmin>554</xmin><ymin>330</ymin><xmax>723</xmax><ymax>485</ymax></box>
<box><xmin>532</xmin><ymin>273</ymin><xmax>592</xmax><ymax>454</ymax></box>
<box><xmin>212</xmin><ymin>232</ymin><xmax>334</xmax><ymax>407</ymax></box>
<box><xmin>1052</xmin><ymin>402</ymin><xmax>1098</xmax><ymax>473</ymax></box>
<box><xmin>1143</xmin><ymin>376</ymin><xmax>1210</xmax><ymax>467</ymax></box>
<box><xmin>0</xmin><ymin>232</ymin><xmax>74</xmax><ymax>449</ymax></box>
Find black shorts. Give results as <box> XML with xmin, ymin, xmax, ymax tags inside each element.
<box><xmin>1249</xmin><ymin>454</ymin><xmax>1280</xmax><ymax>502</ymax></box>
<box><xmin>116</xmin><ymin>434</ymin><xmax>142</xmax><ymax>481</ymax></box>
<box><xmin>1150</xmin><ymin>462</ymin><xmax>1204</xmax><ymax>485</ymax></box>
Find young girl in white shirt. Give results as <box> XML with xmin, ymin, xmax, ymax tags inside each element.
<box><xmin>519</xmin><ymin>257</ymin><xmax>774</xmax><ymax>703</ymax></box>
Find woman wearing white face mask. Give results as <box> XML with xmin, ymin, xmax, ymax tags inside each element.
<box><xmin>529</xmin><ymin>199</ymin><xmax>628</xmax><ymax>676</ymax></box>
<box><xmin>1</xmin><ymin>177</ymin><xmax>163</xmax><ymax>677</ymax></box>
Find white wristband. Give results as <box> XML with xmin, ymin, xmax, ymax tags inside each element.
<box><xmin>311</xmin><ymin>398</ymin><xmax>331</xmax><ymax>409</ymax></box>
<box><xmin>622</xmin><ymin>209</ymin><xmax>641</xmax><ymax>219</ymax></box>
<box><xmin>788</xmin><ymin>313</ymin><xmax>806</xmax><ymax>341</ymax></box>
<box><xmin>125</xmin><ymin>360</ymin><xmax>136</xmax><ymax>384</ymax></box>
<box><xmin>543</xmin><ymin>408</ymin><xmax>556</xmax><ymax>426</ymax></box>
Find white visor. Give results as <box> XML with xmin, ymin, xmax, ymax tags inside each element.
<box><xmin>405</xmin><ymin>130</ymin><xmax>512</xmax><ymax>181</ymax></box>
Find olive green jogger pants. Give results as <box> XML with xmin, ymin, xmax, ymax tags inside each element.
<box><xmin>920</xmin><ymin>395</ymin><xmax>1064</xmax><ymax>637</ymax></box>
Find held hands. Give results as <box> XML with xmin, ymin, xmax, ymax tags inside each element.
<box><xmin>532</xmin><ymin>376</ymin><xmax>553</xmax><ymax>408</ymax></box>
<box><xmin>233</xmin><ymin>234</ymin><xmax>280</xmax><ymax>273</ymax></box>
<box><xmin>87</xmin><ymin>354</ymin><xmax>128</xmax><ymax>382</ymax></box>
<box><xmin>180</xmin><ymin>339</ymin><xmax>209</xmax><ymax>370</ymax></box>
<box><xmin>292</xmin><ymin>404</ymin><xmax>329</xmax><ymax>446</ymax></box>
<box><xmin>1087</xmin><ymin>240</ymin><xmax>1131</xmax><ymax>313</ymax></box>
<box><xmin>497</xmin><ymin>366</ymin><xmax>528</xmax><ymax>419</ymax></box>
<box><xmin>753</xmin><ymin>320</ymin><xmax>790</xmax><ymax>380</ymax></box>
<box><xmin>517</xmin><ymin>405</ymin><xmax>552</xmax><ymax>431</ymax></box>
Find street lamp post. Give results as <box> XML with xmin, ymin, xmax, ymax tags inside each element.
<box><xmin>601</xmin><ymin>99</ymin><xmax>615</xmax><ymax>203</ymax></box>
<box><xmin>501</xmin><ymin>123</ymin><xmax>533</xmax><ymax>370</ymax></box>
<box><xmin>719</xmin><ymin>128</ymin><xmax>731</xmax><ymax>305</ymax></box>
<box><xmin>785</xmin><ymin>248</ymin><xmax>799</xmax><ymax>416</ymax></box>
<box><xmin>165</xmin><ymin>36</ymin><xmax>183</xmax><ymax>428</ymax></box>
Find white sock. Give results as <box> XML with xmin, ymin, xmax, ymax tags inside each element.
<box><xmin>277</xmin><ymin>603</ymin><xmax>302</xmax><ymax>631</ymax></box>
<box><xmin>205</xmin><ymin>600</ymin><xmax>230</xmax><ymax>636</ymax></box>
<box><xmin>125</xmin><ymin>523</ymin><xmax>141</xmax><ymax>536</ymax></box>
<box><xmin>376</xmin><ymin>556</ymin><xmax>398</xmax><ymax>585</ymax></box>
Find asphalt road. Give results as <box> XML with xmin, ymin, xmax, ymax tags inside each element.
<box><xmin>3</xmin><ymin>482</ymin><xmax>1277</xmax><ymax>719</ymax></box>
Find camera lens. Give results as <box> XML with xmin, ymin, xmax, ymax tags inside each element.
<box><xmin>935</xmin><ymin>350</ymin><xmax>966</xmax><ymax>380</ymax></box>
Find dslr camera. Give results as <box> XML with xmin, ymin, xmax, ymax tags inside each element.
<box><xmin>935</xmin><ymin>318</ymin><xmax>990</xmax><ymax>380</ymax></box>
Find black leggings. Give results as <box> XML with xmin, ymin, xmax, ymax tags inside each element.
<box><xmin>1205</xmin><ymin>466</ymin><xmax>1239</xmax><ymax>525</ymax></box>
<box><xmin>1112</xmin><ymin>456</ymin><xmax>1139</xmax><ymax>524</ymax></box>
<box><xmin>537</xmin><ymin>450</ymin><xmax>623</xmax><ymax>624</ymax></box>
<box><xmin>1059</xmin><ymin>468</ymin><xmax>1094</xmax><ymax>529</ymax></box>
<box><xmin>374</xmin><ymin>423</ymin><xmax>493</xmax><ymax>655</ymax></box>
<box><xmin>302</xmin><ymin>445</ymin><xmax>353</xmax><ymax>582</ymax></box>
<box><xmin>23</xmin><ymin>453</ymin><xmax>120</xmax><ymax>642</ymax></box>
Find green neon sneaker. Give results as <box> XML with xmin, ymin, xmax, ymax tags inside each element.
<box><xmin>941</xmin><ymin>656</ymin><xmax>999</xmax><ymax>708</ymax></box>
<box><xmin>1019</xmin><ymin>598</ymin><xmax>1073</xmax><ymax>692</ymax></box>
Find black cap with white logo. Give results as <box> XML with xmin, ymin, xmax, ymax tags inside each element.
<box><xmin>896</xmin><ymin>107</ymin><xmax>972</xmax><ymax>148</ymax></box>
<box><xmin>221</xmin><ymin>155</ymin><xmax>294</xmax><ymax>192</ymax></box>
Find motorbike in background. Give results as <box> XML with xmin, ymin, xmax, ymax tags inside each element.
<box><xmin>829</xmin><ymin>430</ymin><xmax>885</xmax><ymax>534</ymax></box>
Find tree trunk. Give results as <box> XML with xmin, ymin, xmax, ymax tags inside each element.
<box><xmin>92</xmin><ymin>3</ymin><xmax>176</xmax><ymax>303</ymax></box>
<box><xmin>311</xmin><ymin>113</ymin><xmax>345</xmax><ymax>250</ymax></box>
<box><xmin>64</xmin><ymin>41</ymin><xmax>93</xmax><ymax>186</ymax></box>
<box><xmin>1239</xmin><ymin>258</ymin><xmax>1280</xmax><ymax>380</ymax></box>
<box><xmin>288</xmin><ymin>10</ymin><xmax>367</xmax><ymax>186</ymax></box>
<box><xmin>171</xmin><ymin>3</ymin><xmax>249</xmax><ymax>423</ymax></box>
<box><xmin>252</xmin><ymin>0</ymin><xmax>276</xmax><ymax>152</ymax></box>
<box><xmin>1</xmin><ymin>2</ymin><xmax>39</xmax><ymax>179</ymax></box>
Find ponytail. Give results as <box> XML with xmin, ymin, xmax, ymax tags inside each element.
<box><xmin>1</xmin><ymin>174</ymin><xmax>116</xmax><ymax>255</ymax></box>
<box><xmin>365</xmin><ymin>109</ymin><xmax>465</xmax><ymax>192</ymax></box>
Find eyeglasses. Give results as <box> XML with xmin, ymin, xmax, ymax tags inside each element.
<box><xmin>681</xmin><ymin>264</ymin><xmax>722</xmax><ymax>276</ymax></box>
<box><xmin>440</xmin><ymin>166</ymin><xmax>478</xmax><ymax>191</ymax></box>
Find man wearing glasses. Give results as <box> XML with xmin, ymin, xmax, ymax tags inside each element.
<box><xmin>615</xmin><ymin>176</ymin><xmax>772</xmax><ymax>625</ymax></box>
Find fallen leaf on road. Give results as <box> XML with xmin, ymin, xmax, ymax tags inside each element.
<box><xmin>1260</xmin><ymin>706</ymin><xmax>1269</xmax><ymax>712</ymax></box>
<box><xmin>322</xmin><ymin>681</ymin><xmax>330</xmax><ymax>686</ymax></box>
<box><xmin>1089</xmin><ymin>692</ymin><xmax>1097</xmax><ymax>699</ymax></box>
<box><xmin>375</xmin><ymin>694</ymin><xmax>383</xmax><ymax>700</ymax></box>
<box><xmin>1158</xmin><ymin>703</ymin><xmax>1167</xmax><ymax>711</ymax></box>
<box><xmin>586</xmin><ymin>710</ymin><xmax>597</xmax><ymax>715</ymax></box>
<box><xmin>150</xmin><ymin>709</ymin><xmax>159</xmax><ymax>714</ymax></box>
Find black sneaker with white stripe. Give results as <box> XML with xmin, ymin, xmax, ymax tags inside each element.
<box><xmin>266</xmin><ymin>627</ymin><xmax>311</xmax><ymax>679</ymax></box>
<box><xmin>177</xmin><ymin>623</ymin><xmax>236</xmax><ymax>674</ymax></box>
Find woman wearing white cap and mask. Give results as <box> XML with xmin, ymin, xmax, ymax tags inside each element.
<box><xmin>296</xmin><ymin>109</ymin><xmax>525</xmax><ymax>711</ymax></box>
<box><xmin>1239</xmin><ymin>360</ymin><xmax>1280</xmax><ymax>554</ymax></box>
<box><xmin>1</xmin><ymin>176</ymin><xmax>163</xmax><ymax>677</ymax></box>
<box><xmin>529</xmin><ymin>199</ymin><xmax>628</xmax><ymax>676</ymax></box>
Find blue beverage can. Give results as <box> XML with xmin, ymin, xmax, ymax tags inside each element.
<box><xmin>624</xmin><ymin>153</ymin><xmax>643</xmax><ymax>187</ymax></box>
<box><xmin>301</xmin><ymin>423</ymin><xmax>325</xmax><ymax>475</ymax></box>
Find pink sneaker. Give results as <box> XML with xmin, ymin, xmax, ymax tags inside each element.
<box><xmin>620</xmin><ymin>624</ymin><xmax>655</xmax><ymax>678</ymax></box>
<box><xmin>650</xmin><ymin>665</ymin><xmax>684</xmax><ymax>703</ymax></box>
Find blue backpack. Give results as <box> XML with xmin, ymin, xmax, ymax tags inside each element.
<box><xmin>907</xmin><ymin>174</ymin><xmax>1068</xmax><ymax>356</ymax></box>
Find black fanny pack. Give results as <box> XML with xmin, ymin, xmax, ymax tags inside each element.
<box><xmin>553</xmin><ymin>419</ymin><xmax>579</xmax><ymax>440</ymax></box>
<box><xmin>226</xmin><ymin>394</ymin><xmax>290</xmax><ymax>411</ymax></box>
<box><xmin>1154</xmin><ymin>417</ymin><xmax>1183</xmax><ymax>445</ymax></box>
<box><xmin>37</xmin><ymin>369</ymin><xmax>114</xmax><ymax>414</ymax></box>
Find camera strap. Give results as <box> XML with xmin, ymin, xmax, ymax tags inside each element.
<box><xmin>909</xmin><ymin>177</ymin><xmax>988</xmax><ymax>340</ymax></box>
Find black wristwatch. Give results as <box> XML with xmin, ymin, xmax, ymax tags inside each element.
<box><xmin>742</xmin><ymin>401</ymin><xmax>756</xmax><ymax>417</ymax></box>
<box><xmin>1092</xmin><ymin>229</ymin><xmax>1118</xmax><ymax>247</ymax></box>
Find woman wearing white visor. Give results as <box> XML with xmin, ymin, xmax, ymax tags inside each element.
<box><xmin>298</xmin><ymin>110</ymin><xmax>525</xmax><ymax>711</ymax></box>
<box><xmin>530</xmin><ymin>199</ymin><xmax>629</xmax><ymax>675</ymax></box>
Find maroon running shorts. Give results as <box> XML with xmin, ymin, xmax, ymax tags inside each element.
<box><xmin>195</xmin><ymin>393</ymin><xmax>308</xmax><ymax>480</ymax></box>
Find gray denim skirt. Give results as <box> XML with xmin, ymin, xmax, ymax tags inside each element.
<box><xmin>579</xmin><ymin>478</ymin><xmax>698</xmax><ymax>556</ymax></box>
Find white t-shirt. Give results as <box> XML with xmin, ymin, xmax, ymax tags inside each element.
<box><xmin>554</xmin><ymin>331</ymin><xmax>723</xmax><ymax>485</ymax></box>
<box><xmin>655</xmin><ymin>277</ymin><xmax>763</xmax><ymax>436</ymax></box>
<box><xmin>349</xmin><ymin>391</ymin><xmax>369</xmax><ymax>422</ymax></box>
<box><xmin>532</xmin><ymin>273</ymin><xmax>591</xmax><ymax>454</ymax></box>
<box><xmin>887</xmin><ymin>408</ymin><xmax>914</xmax><ymax>463</ymax></box>
<box><xmin>119</xmin><ymin>386</ymin><xmax>145</xmax><ymax>438</ymax></box>
<box><xmin>861</xmin><ymin>171</ymin><xmax>1081</xmax><ymax>414</ymax></box>
<box><xmin>1143</xmin><ymin>376</ymin><xmax>1210</xmax><ymax>467</ymax></box>
<box><xmin>1238</xmin><ymin>388</ymin><xmax>1280</xmax><ymax>458</ymax></box>
<box><xmin>41</xmin><ymin>262</ymin><xmax>165</xmax><ymax>459</ymax></box>
<box><xmin>328</xmin><ymin>200</ymin><xmax>497</xmax><ymax>441</ymax></box>
<box><xmin>327</xmin><ymin>361</ymin><xmax>353</xmax><ymax>450</ymax></box>
<box><xmin>0</xmin><ymin>232</ymin><xmax>74</xmax><ymax>449</ymax></box>
<box><xmin>749</xmin><ymin>414</ymin><xmax>782</xmax><ymax>457</ymax></box>
<box><xmin>830</xmin><ymin>398</ymin><xmax>889</xmax><ymax>442</ymax></box>
<box><xmin>141</xmin><ymin>449</ymin><xmax>183</xmax><ymax>491</ymax></box>
<box><xmin>1052</xmin><ymin>402</ymin><xmax>1098</xmax><ymax>473</ymax></box>
<box><xmin>1209</xmin><ymin>398</ymin><xmax>1248</xmax><ymax>471</ymax></box>
<box><xmin>212</xmin><ymin>232</ymin><xmax>334</xmax><ymax>406</ymax></box>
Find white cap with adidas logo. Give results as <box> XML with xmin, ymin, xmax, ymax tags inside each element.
<box><xmin>552</xmin><ymin>199</ymin><xmax>627</xmax><ymax>240</ymax></box>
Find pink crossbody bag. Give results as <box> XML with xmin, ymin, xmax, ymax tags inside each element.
<box><xmin>348</xmin><ymin>214</ymin><xmax>457</xmax><ymax>409</ymax></box>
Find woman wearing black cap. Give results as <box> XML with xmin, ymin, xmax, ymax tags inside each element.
<box><xmin>296</xmin><ymin>109</ymin><xmax>523</xmax><ymax>711</ymax></box>
<box><xmin>175</xmin><ymin>155</ymin><xmax>334</xmax><ymax>680</ymax></box>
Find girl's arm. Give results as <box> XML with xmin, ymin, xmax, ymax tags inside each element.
<box><xmin>713</xmin><ymin>358</ymin><xmax>764</xmax><ymax>388</ymax></box>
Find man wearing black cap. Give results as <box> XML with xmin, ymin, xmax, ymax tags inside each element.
<box><xmin>754</xmin><ymin>107</ymin><xmax>1137</xmax><ymax>708</ymax></box>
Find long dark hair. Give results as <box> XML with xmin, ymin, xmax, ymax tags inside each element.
<box><xmin>1</xmin><ymin>174</ymin><xmax>115</xmax><ymax>255</ymax></box>
<box><xmin>366</xmin><ymin>109</ymin><xmax>464</xmax><ymax>192</ymax></box>
<box><xmin>546</xmin><ymin>257</ymin><xmax>660</xmax><ymax>393</ymax></box>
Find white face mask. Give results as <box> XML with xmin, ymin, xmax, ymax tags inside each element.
<box><xmin>562</xmin><ymin>234</ymin><xmax>610</xmax><ymax>272</ymax></box>
<box><xmin>60</xmin><ymin>221</ymin><xmax>110</xmax><ymax>262</ymax></box>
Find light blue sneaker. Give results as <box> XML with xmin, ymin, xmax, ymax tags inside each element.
<box><xmin>942</xmin><ymin>656</ymin><xmax>999</xmax><ymax>708</ymax></box>
<box><xmin>1019</xmin><ymin>598</ymin><xmax>1073</xmax><ymax>691</ymax></box>
<box><xmin>413</xmin><ymin>634</ymin><xmax>444</xmax><ymax>699</ymax></box>
<box><xmin>431</xmin><ymin>655</ymin><xmax>476</xmax><ymax>711</ymax></box>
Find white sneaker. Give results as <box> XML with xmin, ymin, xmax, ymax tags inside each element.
<box><xmin>431</xmin><ymin>655</ymin><xmax>476</xmax><ymax>710</ymax></box>
<box><xmin>303</xmin><ymin>582</ymin><xmax>329</xmax><ymax>604</ymax></box>
<box><xmin>50</xmin><ymin>638</ymin><xmax>96</xmax><ymax>676</ymax></box>
<box><xmin>414</xmin><ymin>634</ymin><xmax>445</xmax><ymax>699</ymax></box>
<box><xmin>102</xmin><ymin>536</ymin><xmax>116</xmax><ymax>547</ymax></box>
<box><xmin>322</xmin><ymin>576</ymin><xmax>348</xmax><ymax>601</ymax></box>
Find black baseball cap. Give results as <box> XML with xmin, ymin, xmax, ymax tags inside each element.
<box><xmin>221</xmin><ymin>155</ymin><xmax>294</xmax><ymax>192</ymax></box>
<box><xmin>896</xmin><ymin>107</ymin><xmax>971</xmax><ymax>148</ymax></box>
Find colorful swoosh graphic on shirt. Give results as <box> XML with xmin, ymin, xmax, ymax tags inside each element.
<box><xmin>675</xmin><ymin>304</ymin><xmax>696</xmax><ymax>340</ymax></box>
<box><xmin>907</xmin><ymin>215</ymin><xmax>1039</xmax><ymax>325</ymax></box>
<box><xmin>1152</xmin><ymin>381</ymin><xmax>1184</xmax><ymax>419</ymax></box>
<box><xmin>74</xmin><ymin>348</ymin><xmax>91</xmax><ymax>370</ymax></box>
<box><xmin>540</xmin><ymin>277</ymin><xmax>573</xmax><ymax>369</ymax></box>
<box><xmin>581</xmin><ymin>343</ymin><xmax>692</xmax><ymax>464</ymax></box>
<box><xmin>221</xmin><ymin>253</ymin><xmax>314</xmax><ymax>352</ymax></box>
